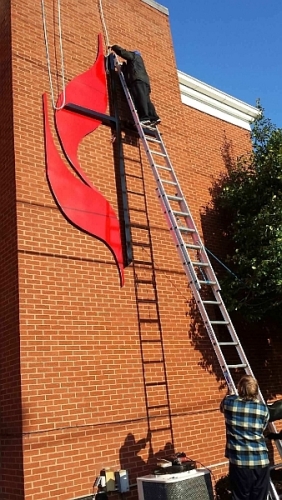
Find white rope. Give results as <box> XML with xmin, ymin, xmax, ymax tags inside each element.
<box><xmin>98</xmin><ymin>0</ymin><xmax>110</xmax><ymax>52</ymax></box>
<box><xmin>41</xmin><ymin>0</ymin><xmax>66</xmax><ymax>110</ymax></box>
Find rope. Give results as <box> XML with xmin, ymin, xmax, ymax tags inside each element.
<box><xmin>204</xmin><ymin>246</ymin><xmax>239</xmax><ymax>280</ymax></box>
<box><xmin>41</xmin><ymin>0</ymin><xmax>66</xmax><ymax>110</ymax></box>
<box><xmin>98</xmin><ymin>0</ymin><xmax>110</xmax><ymax>51</ymax></box>
<box><xmin>98</xmin><ymin>0</ymin><xmax>114</xmax><ymax>76</ymax></box>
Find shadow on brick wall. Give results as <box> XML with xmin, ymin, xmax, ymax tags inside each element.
<box><xmin>0</xmin><ymin>5</ymin><xmax>24</xmax><ymax>499</ymax></box>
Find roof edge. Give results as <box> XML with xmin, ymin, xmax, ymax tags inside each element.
<box><xmin>178</xmin><ymin>70</ymin><xmax>260</xmax><ymax>130</ymax></box>
<box><xmin>141</xmin><ymin>0</ymin><xmax>169</xmax><ymax>15</ymax></box>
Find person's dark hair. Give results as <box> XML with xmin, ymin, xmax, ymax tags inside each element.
<box><xmin>237</xmin><ymin>375</ymin><xmax>258</xmax><ymax>401</ymax></box>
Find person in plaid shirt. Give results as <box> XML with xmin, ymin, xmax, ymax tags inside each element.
<box><xmin>220</xmin><ymin>375</ymin><xmax>270</xmax><ymax>500</ymax></box>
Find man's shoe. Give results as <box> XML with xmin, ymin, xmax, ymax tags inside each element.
<box><xmin>151</xmin><ymin>118</ymin><xmax>161</xmax><ymax>126</ymax></box>
<box><xmin>140</xmin><ymin>119</ymin><xmax>151</xmax><ymax>126</ymax></box>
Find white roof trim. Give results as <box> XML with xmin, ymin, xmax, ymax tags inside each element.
<box><xmin>141</xmin><ymin>0</ymin><xmax>169</xmax><ymax>15</ymax></box>
<box><xmin>178</xmin><ymin>70</ymin><xmax>260</xmax><ymax>130</ymax></box>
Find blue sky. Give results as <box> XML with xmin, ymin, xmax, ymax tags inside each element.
<box><xmin>161</xmin><ymin>0</ymin><xmax>282</xmax><ymax>127</ymax></box>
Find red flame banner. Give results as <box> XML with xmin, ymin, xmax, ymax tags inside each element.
<box><xmin>43</xmin><ymin>33</ymin><xmax>124</xmax><ymax>286</ymax></box>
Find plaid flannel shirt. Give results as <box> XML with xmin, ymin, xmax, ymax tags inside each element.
<box><xmin>222</xmin><ymin>394</ymin><xmax>270</xmax><ymax>467</ymax></box>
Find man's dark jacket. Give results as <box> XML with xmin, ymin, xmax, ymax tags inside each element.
<box><xmin>111</xmin><ymin>45</ymin><xmax>150</xmax><ymax>87</ymax></box>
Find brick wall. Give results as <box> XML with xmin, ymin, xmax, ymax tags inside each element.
<box><xmin>0</xmin><ymin>0</ymin><xmax>24</xmax><ymax>498</ymax></box>
<box><xmin>0</xmin><ymin>0</ymin><xmax>280</xmax><ymax>499</ymax></box>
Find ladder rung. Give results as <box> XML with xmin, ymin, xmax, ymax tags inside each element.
<box><xmin>149</xmin><ymin>150</ymin><xmax>166</xmax><ymax>157</ymax></box>
<box><xmin>148</xmin><ymin>404</ymin><xmax>168</xmax><ymax>410</ymax></box>
<box><xmin>137</xmin><ymin>299</ymin><xmax>157</xmax><ymax>304</ymax></box>
<box><xmin>150</xmin><ymin>427</ymin><xmax>171</xmax><ymax>433</ymax></box>
<box><xmin>146</xmin><ymin>136</ymin><xmax>161</xmax><ymax>144</ymax></box>
<box><xmin>129</xmin><ymin>207</ymin><xmax>146</xmax><ymax>214</ymax></box>
<box><xmin>155</xmin><ymin>164</ymin><xmax>171</xmax><ymax>171</ymax></box>
<box><xmin>203</xmin><ymin>300</ymin><xmax>221</xmax><ymax>305</ymax></box>
<box><xmin>219</xmin><ymin>342</ymin><xmax>238</xmax><ymax>346</ymax></box>
<box><xmin>185</xmin><ymin>243</ymin><xmax>201</xmax><ymax>250</ymax></box>
<box><xmin>143</xmin><ymin>125</ymin><xmax>158</xmax><ymax>132</ymax></box>
<box><xmin>130</xmin><ymin>223</ymin><xmax>149</xmax><ymax>230</ymax></box>
<box><xmin>127</xmin><ymin>190</ymin><xmax>145</xmax><ymax>197</ymax></box>
<box><xmin>132</xmin><ymin>242</ymin><xmax>150</xmax><ymax>248</ymax></box>
<box><xmin>210</xmin><ymin>320</ymin><xmax>229</xmax><ymax>325</ymax></box>
<box><xmin>141</xmin><ymin>122</ymin><xmax>155</xmax><ymax>129</ymax></box>
<box><xmin>133</xmin><ymin>260</ymin><xmax>153</xmax><ymax>266</ymax></box>
<box><xmin>191</xmin><ymin>261</ymin><xmax>209</xmax><ymax>267</ymax></box>
<box><xmin>173</xmin><ymin>210</ymin><xmax>190</xmax><ymax>217</ymax></box>
<box><xmin>140</xmin><ymin>320</ymin><xmax>159</xmax><ymax>325</ymax></box>
<box><xmin>167</xmin><ymin>195</ymin><xmax>183</xmax><ymax>202</ymax></box>
<box><xmin>178</xmin><ymin>226</ymin><xmax>195</xmax><ymax>233</ymax></box>
<box><xmin>198</xmin><ymin>280</ymin><xmax>217</xmax><ymax>285</ymax></box>
<box><xmin>141</xmin><ymin>339</ymin><xmax>161</xmax><ymax>343</ymax></box>
<box><xmin>160</xmin><ymin>179</ymin><xmax>177</xmax><ymax>186</ymax></box>
<box><xmin>227</xmin><ymin>364</ymin><xmax>247</xmax><ymax>369</ymax></box>
<box><xmin>126</xmin><ymin>173</ymin><xmax>143</xmax><ymax>180</ymax></box>
<box><xmin>143</xmin><ymin>359</ymin><xmax>163</xmax><ymax>364</ymax></box>
<box><xmin>137</xmin><ymin>279</ymin><xmax>154</xmax><ymax>285</ymax></box>
<box><xmin>146</xmin><ymin>381</ymin><xmax>166</xmax><ymax>387</ymax></box>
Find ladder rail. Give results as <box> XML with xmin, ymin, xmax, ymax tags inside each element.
<box><xmin>145</xmin><ymin>127</ymin><xmax>222</xmax><ymax>292</ymax></box>
<box><xmin>115</xmin><ymin>60</ymin><xmax>211</xmax><ymax>290</ymax></box>
<box><xmin>143</xmin><ymin>135</ymin><xmax>219</xmax><ymax>291</ymax></box>
<box><xmin>152</xmin><ymin>132</ymin><xmax>221</xmax><ymax>285</ymax></box>
<box><xmin>188</xmin><ymin>275</ymin><xmax>253</xmax><ymax>395</ymax></box>
<box><xmin>138</xmin><ymin>119</ymin><xmax>221</xmax><ymax>291</ymax></box>
<box><xmin>115</xmin><ymin>55</ymin><xmax>282</xmax><ymax>464</ymax></box>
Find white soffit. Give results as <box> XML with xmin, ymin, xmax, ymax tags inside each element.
<box><xmin>178</xmin><ymin>70</ymin><xmax>260</xmax><ymax>130</ymax></box>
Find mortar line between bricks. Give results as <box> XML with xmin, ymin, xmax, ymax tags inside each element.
<box><xmin>12</xmin><ymin>405</ymin><xmax>220</xmax><ymax>437</ymax></box>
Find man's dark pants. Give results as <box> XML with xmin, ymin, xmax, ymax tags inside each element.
<box><xmin>130</xmin><ymin>81</ymin><xmax>159</xmax><ymax>122</ymax></box>
<box><xmin>229</xmin><ymin>462</ymin><xmax>270</xmax><ymax>500</ymax></box>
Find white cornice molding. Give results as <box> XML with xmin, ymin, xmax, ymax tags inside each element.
<box><xmin>178</xmin><ymin>70</ymin><xmax>260</xmax><ymax>130</ymax></box>
<box><xmin>141</xmin><ymin>0</ymin><xmax>169</xmax><ymax>15</ymax></box>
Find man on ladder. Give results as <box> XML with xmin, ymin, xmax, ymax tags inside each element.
<box><xmin>109</xmin><ymin>44</ymin><xmax>161</xmax><ymax>127</ymax></box>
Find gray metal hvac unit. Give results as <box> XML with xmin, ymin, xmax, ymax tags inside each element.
<box><xmin>137</xmin><ymin>469</ymin><xmax>214</xmax><ymax>500</ymax></box>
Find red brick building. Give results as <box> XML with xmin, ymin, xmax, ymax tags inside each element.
<box><xmin>1</xmin><ymin>1</ymin><xmax>280</xmax><ymax>499</ymax></box>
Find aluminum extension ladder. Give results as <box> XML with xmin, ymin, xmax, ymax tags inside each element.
<box><xmin>115</xmin><ymin>58</ymin><xmax>282</xmax><ymax>499</ymax></box>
